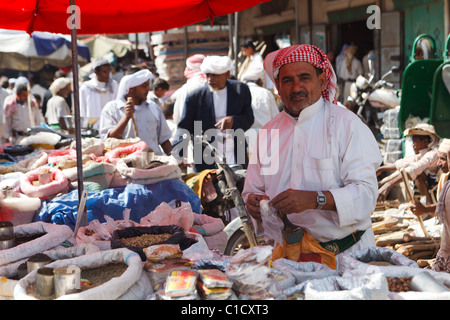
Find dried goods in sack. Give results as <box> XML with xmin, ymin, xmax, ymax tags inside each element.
<box><xmin>110</xmin><ymin>225</ymin><xmax>195</xmax><ymax>261</ymax></box>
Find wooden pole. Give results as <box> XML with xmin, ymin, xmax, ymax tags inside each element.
<box><xmin>69</xmin><ymin>0</ymin><xmax>86</xmax><ymax>227</ymax></box>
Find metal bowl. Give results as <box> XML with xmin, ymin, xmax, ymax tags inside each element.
<box><xmin>62</xmin><ymin>116</ymin><xmax>99</xmax><ymax>130</ymax></box>
<box><xmin>0</xmin><ymin>236</ymin><xmax>14</xmax><ymax>250</ymax></box>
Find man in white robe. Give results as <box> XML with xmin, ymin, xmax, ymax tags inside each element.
<box><xmin>242</xmin><ymin>44</ymin><xmax>382</xmax><ymax>265</ymax></box>
<box><xmin>80</xmin><ymin>58</ymin><xmax>119</xmax><ymax>126</ymax></box>
<box><xmin>99</xmin><ymin>69</ymin><xmax>173</xmax><ymax>156</ymax></box>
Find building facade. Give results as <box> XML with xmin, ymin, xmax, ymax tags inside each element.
<box><xmin>238</xmin><ymin>0</ymin><xmax>449</xmax><ymax>88</ymax></box>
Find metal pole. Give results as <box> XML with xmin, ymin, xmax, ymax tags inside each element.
<box><xmin>69</xmin><ymin>0</ymin><xmax>86</xmax><ymax>226</ymax></box>
<box><xmin>234</xmin><ymin>12</ymin><xmax>239</xmax><ymax>76</ymax></box>
<box><xmin>295</xmin><ymin>0</ymin><xmax>300</xmax><ymax>44</ymax></box>
<box><xmin>228</xmin><ymin>14</ymin><xmax>234</xmax><ymax>60</ymax></box>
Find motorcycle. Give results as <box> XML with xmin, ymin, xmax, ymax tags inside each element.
<box><xmin>173</xmin><ymin>133</ymin><xmax>261</xmax><ymax>256</ymax></box>
<box><xmin>347</xmin><ymin>64</ymin><xmax>401</xmax><ymax>139</ymax></box>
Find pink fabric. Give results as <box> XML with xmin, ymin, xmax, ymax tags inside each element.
<box><xmin>20</xmin><ymin>166</ymin><xmax>69</xmax><ymax>199</ymax></box>
<box><xmin>264</xmin><ymin>44</ymin><xmax>337</xmax><ymax>104</ymax></box>
<box><xmin>184</xmin><ymin>54</ymin><xmax>206</xmax><ymax>80</ymax></box>
<box><xmin>3</xmin><ymin>95</ymin><xmax>18</xmax><ymax>118</ymax></box>
<box><xmin>47</xmin><ymin>149</ymin><xmax>77</xmax><ymax>165</ymax></box>
<box><xmin>104</xmin><ymin>140</ymin><xmax>148</xmax><ymax>164</ymax></box>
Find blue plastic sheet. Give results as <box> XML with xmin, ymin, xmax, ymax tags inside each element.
<box><xmin>34</xmin><ymin>179</ymin><xmax>202</xmax><ymax>230</ymax></box>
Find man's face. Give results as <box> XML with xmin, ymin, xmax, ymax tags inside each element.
<box><xmin>241</xmin><ymin>47</ymin><xmax>253</xmax><ymax>58</ymax></box>
<box><xmin>95</xmin><ymin>64</ymin><xmax>111</xmax><ymax>83</ymax></box>
<box><xmin>154</xmin><ymin>88</ymin><xmax>167</xmax><ymax>98</ymax></box>
<box><xmin>412</xmin><ymin>135</ymin><xmax>430</xmax><ymax>154</ymax></box>
<box><xmin>16</xmin><ymin>90</ymin><xmax>28</xmax><ymax>103</ymax></box>
<box><xmin>130</xmin><ymin>80</ymin><xmax>150</xmax><ymax>101</ymax></box>
<box><xmin>276</xmin><ymin>61</ymin><xmax>326</xmax><ymax>117</ymax></box>
<box><xmin>437</xmin><ymin>151</ymin><xmax>449</xmax><ymax>173</ymax></box>
<box><xmin>59</xmin><ymin>84</ymin><xmax>72</xmax><ymax>98</ymax></box>
<box><xmin>206</xmin><ymin>72</ymin><xmax>229</xmax><ymax>91</ymax></box>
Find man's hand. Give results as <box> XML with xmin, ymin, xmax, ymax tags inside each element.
<box><xmin>124</xmin><ymin>97</ymin><xmax>135</xmax><ymax>119</ymax></box>
<box><xmin>270</xmin><ymin>189</ymin><xmax>317</xmax><ymax>215</ymax></box>
<box><xmin>245</xmin><ymin>193</ymin><xmax>269</xmax><ymax>221</ymax></box>
<box><xmin>215</xmin><ymin>116</ymin><xmax>234</xmax><ymax>131</ymax></box>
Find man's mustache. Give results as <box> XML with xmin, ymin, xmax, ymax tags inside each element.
<box><xmin>290</xmin><ymin>92</ymin><xmax>308</xmax><ymax>100</ymax></box>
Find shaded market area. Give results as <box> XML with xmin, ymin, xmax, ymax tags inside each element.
<box><xmin>0</xmin><ymin>0</ymin><xmax>450</xmax><ymax>302</ymax></box>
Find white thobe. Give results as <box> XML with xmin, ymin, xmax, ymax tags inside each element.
<box><xmin>172</xmin><ymin>75</ymin><xmax>207</xmax><ymax>125</ymax></box>
<box><xmin>213</xmin><ymin>87</ymin><xmax>235</xmax><ymax>165</ymax></box>
<box><xmin>79</xmin><ymin>77</ymin><xmax>118</xmax><ymax>119</ymax></box>
<box><xmin>99</xmin><ymin>98</ymin><xmax>172</xmax><ymax>155</ymax></box>
<box><xmin>395</xmin><ymin>147</ymin><xmax>439</xmax><ymax>180</ymax></box>
<box><xmin>242</xmin><ymin>97</ymin><xmax>382</xmax><ymax>251</ymax></box>
<box><xmin>45</xmin><ymin>96</ymin><xmax>71</xmax><ymax>125</ymax></box>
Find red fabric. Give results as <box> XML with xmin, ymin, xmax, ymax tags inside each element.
<box><xmin>0</xmin><ymin>0</ymin><xmax>269</xmax><ymax>35</ymax></box>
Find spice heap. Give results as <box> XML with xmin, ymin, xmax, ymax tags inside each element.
<box><xmin>120</xmin><ymin>233</ymin><xmax>172</xmax><ymax>248</ymax></box>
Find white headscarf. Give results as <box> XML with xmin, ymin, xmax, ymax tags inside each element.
<box><xmin>200</xmin><ymin>56</ymin><xmax>234</xmax><ymax>75</ymax></box>
<box><xmin>439</xmin><ymin>139</ymin><xmax>450</xmax><ymax>153</ymax></box>
<box><xmin>49</xmin><ymin>77</ymin><xmax>71</xmax><ymax>96</ymax></box>
<box><xmin>116</xmin><ymin>69</ymin><xmax>153</xmax><ymax>101</ymax></box>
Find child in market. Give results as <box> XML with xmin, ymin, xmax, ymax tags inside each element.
<box><xmin>411</xmin><ymin>139</ymin><xmax>450</xmax><ymax>273</ymax></box>
<box><xmin>377</xmin><ymin>123</ymin><xmax>440</xmax><ymax>204</ymax></box>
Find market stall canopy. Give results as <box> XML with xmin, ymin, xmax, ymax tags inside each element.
<box><xmin>79</xmin><ymin>35</ymin><xmax>132</xmax><ymax>60</ymax></box>
<box><xmin>0</xmin><ymin>0</ymin><xmax>269</xmax><ymax>35</ymax></box>
<box><xmin>0</xmin><ymin>29</ymin><xmax>91</xmax><ymax>71</ymax></box>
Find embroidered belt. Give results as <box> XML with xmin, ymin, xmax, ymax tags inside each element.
<box><xmin>319</xmin><ymin>230</ymin><xmax>366</xmax><ymax>254</ymax></box>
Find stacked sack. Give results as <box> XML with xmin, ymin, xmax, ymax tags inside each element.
<box><xmin>380</xmin><ymin>106</ymin><xmax>403</xmax><ymax>163</ymax></box>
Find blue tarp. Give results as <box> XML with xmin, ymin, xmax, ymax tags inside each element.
<box><xmin>32</xmin><ymin>32</ymin><xmax>91</xmax><ymax>62</ymax></box>
<box><xmin>34</xmin><ymin>179</ymin><xmax>201</xmax><ymax>230</ymax></box>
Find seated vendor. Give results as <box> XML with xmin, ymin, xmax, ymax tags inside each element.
<box><xmin>377</xmin><ymin>123</ymin><xmax>440</xmax><ymax>204</ymax></box>
<box><xmin>410</xmin><ymin>139</ymin><xmax>450</xmax><ymax>215</ymax></box>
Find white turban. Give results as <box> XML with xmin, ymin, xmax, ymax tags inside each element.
<box><xmin>49</xmin><ymin>77</ymin><xmax>71</xmax><ymax>96</ymax></box>
<box><xmin>116</xmin><ymin>69</ymin><xmax>153</xmax><ymax>101</ymax></box>
<box><xmin>200</xmin><ymin>56</ymin><xmax>234</xmax><ymax>75</ymax></box>
<box><xmin>92</xmin><ymin>57</ymin><xmax>110</xmax><ymax>70</ymax></box>
<box><xmin>439</xmin><ymin>139</ymin><xmax>450</xmax><ymax>153</ymax></box>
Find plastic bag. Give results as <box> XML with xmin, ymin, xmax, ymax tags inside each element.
<box><xmin>259</xmin><ymin>200</ymin><xmax>283</xmax><ymax>246</ymax></box>
<box><xmin>226</xmin><ymin>246</ymin><xmax>283</xmax><ymax>299</ymax></box>
<box><xmin>304</xmin><ymin>273</ymin><xmax>389</xmax><ymax>300</ymax></box>
<box><xmin>89</xmin><ymin>219</ymin><xmax>112</xmax><ymax>241</ymax></box>
<box><xmin>140</xmin><ymin>201</ymin><xmax>194</xmax><ymax>232</ymax></box>
<box><xmin>144</xmin><ymin>244</ymin><xmax>183</xmax><ymax>261</ymax></box>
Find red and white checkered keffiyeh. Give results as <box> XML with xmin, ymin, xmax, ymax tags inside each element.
<box><xmin>264</xmin><ymin>44</ymin><xmax>337</xmax><ymax>104</ymax></box>
<box><xmin>184</xmin><ymin>54</ymin><xmax>206</xmax><ymax>80</ymax></box>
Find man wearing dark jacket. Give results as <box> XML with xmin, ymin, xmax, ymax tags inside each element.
<box><xmin>177</xmin><ymin>55</ymin><xmax>254</xmax><ymax>172</ymax></box>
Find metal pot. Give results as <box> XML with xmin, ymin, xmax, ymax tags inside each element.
<box><xmin>54</xmin><ymin>265</ymin><xmax>81</xmax><ymax>298</ymax></box>
<box><xmin>63</xmin><ymin>116</ymin><xmax>98</xmax><ymax>130</ymax></box>
<box><xmin>36</xmin><ymin>267</ymin><xmax>55</xmax><ymax>298</ymax></box>
<box><xmin>0</xmin><ymin>221</ymin><xmax>14</xmax><ymax>237</ymax></box>
<box><xmin>0</xmin><ymin>236</ymin><xmax>14</xmax><ymax>250</ymax></box>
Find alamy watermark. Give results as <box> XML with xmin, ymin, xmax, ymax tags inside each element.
<box><xmin>66</xmin><ymin>5</ymin><xmax>81</xmax><ymax>30</ymax></box>
<box><xmin>367</xmin><ymin>5</ymin><xmax>381</xmax><ymax>30</ymax></box>
<box><xmin>173</xmin><ymin>122</ymin><xmax>280</xmax><ymax>176</ymax></box>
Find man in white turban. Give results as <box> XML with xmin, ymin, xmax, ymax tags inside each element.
<box><xmin>99</xmin><ymin>69</ymin><xmax>173</xmax><ymax>155</ymax></box>
<box><xmin>177</xmin><ymin>55</ymin><xmax>254</xmax><ymax>172</ymax></box>
<box><xmin>45</xmin><ymin>77</ymin><xmax>72</xmax><ymax>128</ymax></box>
<box><xmin>79</xmin><ymin>58</ymin><xmax>119</xmax><ymax>125</ymax></box>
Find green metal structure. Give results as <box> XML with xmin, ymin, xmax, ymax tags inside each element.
<box><xmin>430</xmin><ymin>34</ymin><xmax>450</xmax><ymax>138</ymax></box>
<box><xmin>398</xmin><ymin>34</ymin><xmax>443</xmax><ymax>133</ymax></box>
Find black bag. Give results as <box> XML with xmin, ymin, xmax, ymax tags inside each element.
<box><xmin>110</xmin><ymin>225</ymin><xmax>195</xmax><ymax>261</ymax></box>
